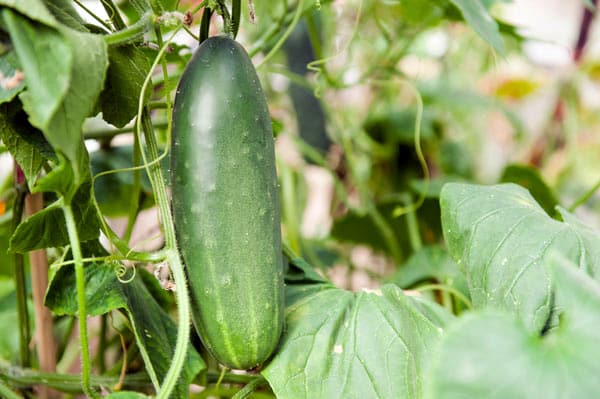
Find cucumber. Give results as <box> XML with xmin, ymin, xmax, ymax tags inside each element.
<box><xmin>170</xmin><ymin>36</ymin><xmax>284</xmax><ymax>370</ymax></box>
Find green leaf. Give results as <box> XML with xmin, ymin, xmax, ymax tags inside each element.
<box><xmin>425</xmin><ymin>257</ymin><xmax>600</xmax><ymax>399</ymax></box>
<box><xmin>263</xmin><ymin>284</ymin><xmax>452</xmax><ymax>398</ymax></box>
<box><xmin>45</xmin><ymin>261</ymin><xmax>124</xmax><ymax>316</ymax></box>
<box><xmin>45</xmin><ymin>262</ymin><xmax>206</xmax><ymax>396</ymax></box>
<box><xmin>8</xmin><ymin>181</ymin><xmax>100</xmax><ymax>252</ymax></box>
<box><xmin>447</xmin><ymin>0</ymin><xmax>505</xmax><ymax>54</ymax></box>
<box><xmin>32</xmin><ymin>154</ymin><xmax>76</xmax><ymax>198</ymax></box>
<box><xmin>3</xmin><ymin>9</ymin><xmax>108</xmax><ymax>185</ymax></box>
<box><xmin>0</xmin><ymin>52</ymin><xmax>25</xmax><ymax>104</ymax></box>
<box><xmin>0</xmin><ymin>103</ymin><xmax>48</xmax><ymax>186</ymax></box>
<box><xmin>440</xmin><ymin>183</ymin><xmax>600</xmax><ymax>332</ymax></box>
<box><xmin>0</xmin><ymin>0</ymin><xmax>57</xmax><ymax>26</ymax></box>
<box><xmin>500</xmin><ymin>164</ymin><xmax>559</xmax><ymax>216</ymax></box>
<box><xmin>41</xmin><ymin>0</ymin><xmax>88</xmax><ymax>31</ymax></box>
<box><xmin>101</xmin><ymin>45</ymin><xmax>152</xmax><ymax>128</ymax></box>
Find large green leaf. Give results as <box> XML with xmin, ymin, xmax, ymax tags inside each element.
<box><xmin>3</xmin><ymin>6</ymin><xmax>108</xmax><ymax>185</ymax></box>
<box><xmin>45</xmin><ymin>262</ymin><xmax>206</xmax><ymax>397</ymax></box>
<box><xmin>425</xmin><ymin>257</ymin><xmax>600</xmax><ymax>399</ymax></box>
<box><xmin>447</xmin><ymin>0</ymin><xmax>505</xmax><ymax>53</ymax></box>
<box><xmin>262</xmin><ymin>284</ymin><xmax>452</xmax><ymax>398</ymax></box>
<box><xmin>440</xmin><ymin>183</ymin><xmax>600</xmax><ymax>332</ymax></box>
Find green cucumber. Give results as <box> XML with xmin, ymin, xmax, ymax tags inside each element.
<box><xmin>171</xmin><ymin>36</ymin><xmax>284</xmax><ymax>370</ymax></box>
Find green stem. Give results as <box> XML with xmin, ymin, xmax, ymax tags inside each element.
<box><xmin>256</xmin><ymin>0</ymin><xmax>305</xmax><ymax>69</ymax></box>
<box><xmin>569</xmin><ymin>177</ymin><xmax>600</xmax><ymax>212</ymax></box>
<box><xmin>402</xmin><ymin>193</ymin><xmax>422</xmax><ymax>252</ymax></box>
<box><xmin>280</xmin><ymin>163</ymin><xmax>301</xmax><ymax>253</ymax></box>
<box><xmin>135</xmin><ymin>29</ymin><xmax>190</xmax><ymax>394</ymax></box>
<box><xmin>231</xmin><ymin>0</ymin><xmax>241</xmax><ymax>38</ymax></box>
<box><xmin>0</xmin><ymin>362</ymin><xmax>150</xmax><ymax>393</ymax></box>
<box><xmin>99</xmin><ymin>0</ymin><xmax>126</xmax><ymax>30</ymax></box>
<box><xmin>204</xmin><ymin>371</ymin><xmax>257</xmax><ymax>385</ymax></box>
<box><xmin>104</xmin><ymin>13</ymin><xmax>157</xmax><ymax>46</ymax></box>
<box><xmin>84</xmin><ymin>121</ymin><xmax>168</xmax><ymax>140</ymax></box>
<box><xmin>123</xmin><ymin>134</ymin><xmax>142</xmax><ymax>244</ymax></box>
<box><xmin>62</xmin><ymin>204</ymin><xmax>96</xmax><ymax>398</ymax></box>
<box><xmin>199</xmin><ymin>6</ymin><xmax>213</xmax><ymax>43</ymax></box>
<box><xmin>231</xmin><ymin>376</ymin><xmax>267</xmax><ymax>399</ymax></box>
<box><xmin>367</xmin><ymin>204</ymin><xmax>402</xmax><ymax>264</ymax></box>
<box><xmin>0</xmin><ymin>379</ymin><xmax>23</xmax><ymax>399</ymax></box>
<box><xmin>11</xmin><ymin>187</ymin><xmax>30</xmax><ymax>368</ymax></box>
<box><xmin>415</xmin><ymin>284</ymin><xmax>472</xmax><ymax>310</ymax></box>
<box><xmin>73</xmin><ymin>0</ymin><xmax>112</xmax><ymax>31</ymax></box>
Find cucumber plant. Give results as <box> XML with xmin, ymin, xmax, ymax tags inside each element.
<box><xmin>1</xmin><ymin>1</ymin><xmax>600</xmax><ymax>399</ymax></box>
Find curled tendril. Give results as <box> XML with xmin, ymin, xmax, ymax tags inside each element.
<box><xmin>114</xmin><ymin>261</ymin><xmax>137</xmax><ymax>284</ymax></box>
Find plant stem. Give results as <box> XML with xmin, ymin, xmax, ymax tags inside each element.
<box><xmin>104</xmin><ymin>13</ymin><xmax>157</xmax><ymax>46</ymax></box>
<box><xmin>415</xmin><ymin>284</ymin><xmax>473</xmax><ymax>310</ymax></box>
<box><xmin>100</xmin><ymin>0</ymin><xmax>127</xmax><ymax>30</ymax></box>
<box><xmin>199</xmin><ymin>6</ymin><xmax>213</xmax><ymax>43</ymax></box>
<box><xmin>11</xmin><ymin>184</ymin><xmax>30</xmax><ymax>368</ymax></box>
<box><xmin>257</xmin><ymin>0</ymin><xmax>305</xmax><ymax>69</ymax></box>
<box><xmin>280</xmin><ymin>162</ymin><xmax>301</xmax><ymax>253</ymax></box>
<box><xmin>231</xmin><ymin>376</ymin><xmax>267</xmax><ymax>399</ymax></box>
<box><xmin>402</xmin><ymin>193</ymin><xmax>422</xmax><ymax>253</ymax></box>
<box><xmin>0</xmin><ymin>379</ymin><xmax>23</xmax><ymax>399</ymax></box>
<box><xmin>140</xmin><ymin>110</ymin><xmax>191</xmax><ymax>398</ymax></box>
<box><xmin>0</xmin><ymin>361</ymin><xmax>150</xmax><ymax>394</ymax></box>
<box><xmin>62</xmin><ymin>204</ymin><xmax>96</xmax><ymax>398</ymax></box>
<box><xmin>84</xmin><ymin>121</ymin><xmax>168</xmax><ymax>141</ymax></box>
<box><xmin>569</xmin><ymin>177</ymin><xmax>600</xmax><ymax>211</ymax></box>
<box><xmin>134</xmin><ymin>27</ymin><xmax>190</xmax><ymax>396</ymax></box>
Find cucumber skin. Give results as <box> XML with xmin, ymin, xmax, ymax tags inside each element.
<box><xmin>170</xmin><ymin>36</ymin><xmax>284</xmax><ymax>370</ymax></box>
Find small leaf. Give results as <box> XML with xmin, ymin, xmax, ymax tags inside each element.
<box><xmin>8</xmin><ymin>181</ymin><xmax>100</xmax><ymax>252</ymax></box>
<box><xmin>441</xmin><ymin>183</ymin><xmax>600</xmax><ymax>332</ymax></box>
<box><xmin>263</xmin><ymin>284</ymin><xmax>452</xmax><ymax>398</ymax></box>
<box><xmin>0</xmin><ymin>103</ymin><xmax>49</xmax><ymax>186</ymax></box>
<box><xmin>101</xmin><ymin>45</ymin><xmax>152</xmax><ymax>128</ymax></box>
<box><xmin>448</xmin><ymin>0</ymin><xmax>505</xmax><ymax>54</ymax></box>
<box><xmin>425</xmin><ymin>257</ymin><xmax>600</xmax><ymax>399</ymax></box>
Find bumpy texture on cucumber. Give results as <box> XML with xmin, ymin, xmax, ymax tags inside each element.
<box><xmin>171</xmin><ymin>36</ymin><xmax>284</xmax><ymax>370</ymax></box>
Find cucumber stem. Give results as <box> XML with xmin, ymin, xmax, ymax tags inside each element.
<box><xmin>62</xmin><ymin>203</ymin><xmax>97</xmax><ymax>398</ymax></box>
<box><xmin>134</xmin><ymin>27</ymin><xmax>191</xmax><ymax>398</ymax></box>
